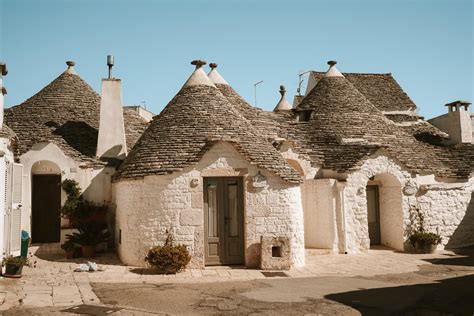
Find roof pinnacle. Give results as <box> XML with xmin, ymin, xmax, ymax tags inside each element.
<box><xmin>191</xmin><ymin>60</ymin><xmax>206</xmax><ymax>69</ymax></box>
<box><xmin>324</xmin><ymin>60</ymin><xmax>343</xmax><ymax>78</ymax></box>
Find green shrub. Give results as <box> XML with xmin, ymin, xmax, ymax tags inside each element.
<box><xmin>2</xmin><ymin>256</ymin><xmax>30</xmax><ymax>267</ymax></box>
<box><xmin>145</xmin><ymin>233</ymin><xmax>191</xmax><ymax>274</ymax></box>
<box><xmin>409</xmin><ymin>231</ymin><xmax>442</xmax><ymax>247</ymax></box>
<box><xmin>61</xmin><ymin>179</ymin><xmax>108</xmax><ymax>220</ymax></box>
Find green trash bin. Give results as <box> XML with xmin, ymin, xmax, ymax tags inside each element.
<box><xmin>21</xmin><ymin>230</ymin><xmax>30</xmax><ymax>258</ymax></box>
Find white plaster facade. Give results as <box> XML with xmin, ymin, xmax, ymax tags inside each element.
<box><xmin>114</xmin><ymin>141</ymin><xmax>305</xmax><ymax>269</ymax></box>
<box><xmin>19</xmin><ymin>142</ymin><xmax>114</xmax><ymax>244</ymax></box>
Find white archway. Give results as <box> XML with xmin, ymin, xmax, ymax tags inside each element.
<box><xmin>366</xmin><ymin>173</ymin><xmax>404</xmax><ymax>250</ymax></box>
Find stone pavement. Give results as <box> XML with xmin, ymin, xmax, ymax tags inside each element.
<box><xmin>0</xmin><ymin>245</ymin><xmax>463</xmax><ymax>311</ymax></box>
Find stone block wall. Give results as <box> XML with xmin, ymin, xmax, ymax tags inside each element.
<box><xmin>114</xmin><ymin>141</ymin><xmax>305</xmax><ymax>268</ymax></box>
<box><xmin>343</xmin><ymin>153</ymin><xmax>473</xmax><ymax>253</ymax></box>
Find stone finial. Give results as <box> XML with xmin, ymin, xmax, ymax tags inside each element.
<box><xmin>0</xmin><ymin>63</ymin><xmax>8</xmax><ymax>76</ymax></box>
<box><xmin>279</xmin><ymin>85</ymin><xmax>286</xmax><ymax>97</ymax></box>
<box><xmin>324</xmin><ymin>60</ymin><xmax>343</xmax><ymax>78</ymax></box>
<box><xmin>191</xmin><ymin>60</ymin><xmax>207</xmax><ymax>69</ymax></box>
<box><xmin>65</xmin><ymin>61</ymin><xmax>77</xmax><ymax>74</ymax></box>
<box><xmin>209</xmin><ymin>63</ymin><xmax>218</xmax><ymax>69</ymax></box>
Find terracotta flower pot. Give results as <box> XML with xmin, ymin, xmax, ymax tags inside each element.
<box><xmin>65</xmin><ymin>250</ymin><xmax>74</xmax><ymax>259</ymax></box>
<box><xmin>81</xmin><ymin>245</ymin><xmax>95</xmax><ymax>258</ymax></box>
<box><xmin>414</xmin><ymin>242</ymin><xmax>437</xmax><ymax>254</ymax></box>
<box><xmin>4</xmin><ymin>264</ymin><xmax>23</xmax><ymax>278</ymax></box>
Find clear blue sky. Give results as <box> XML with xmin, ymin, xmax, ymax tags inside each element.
<box><xmin>1</xmin><ymin>0</ymin><xmax>472</xmax><ymax>118</ymax></box>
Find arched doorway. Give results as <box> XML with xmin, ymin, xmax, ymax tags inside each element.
<box><xmin>31</xmin><ymin>160</ymin><xmax>61</xmax><ymax>243</ymax></box>
<box><xmin>366</xmin><ymin>173</ymin><xmax>404</xmax><ymax>250</ymax></box>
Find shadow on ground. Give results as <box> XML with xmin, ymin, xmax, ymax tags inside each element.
<box><xmin>326</xmin><ymin>248</ymin><xmax>474</xmax><ymax>315</ymax></box>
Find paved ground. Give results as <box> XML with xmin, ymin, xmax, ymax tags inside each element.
<box><xmin>1</xmin><ymin>246</ymin><xmax>473</xmax><ymax>314</ymax></box>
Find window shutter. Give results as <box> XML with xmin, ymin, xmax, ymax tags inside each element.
<box><xmin>10</xmin><ymin>208</ymin><xmax>21</xmax><ymax>253</ymax></box>
<box><xmin>10</xmin><ymin>163</ymin><xmax>23</xmax><ymax>255</ymax></box>
<box><xmin>12</xmin><ymin>163</ymin><xmax>23</xmax><ymax>205</ymax></box>
<box><xmin>2</xmin><ymin>161</ymin><xmax>11</xmax><ymax>255</ymax></box>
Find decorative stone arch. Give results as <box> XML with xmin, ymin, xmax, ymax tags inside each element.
<box><xmin>346</xmin><ymin>155</ymin><xmax>411</xmax><ymax>252</ymax></box>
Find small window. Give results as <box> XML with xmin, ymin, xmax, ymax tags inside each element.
<box><xmin>272</xmin><ymin>246</ymin><xmax>282</xmax><ymax>257</ymax></box>
<box><xmin>298</xmin><ymin>111</ymin><xmax>312</xmax><ymax>122</ymax></box>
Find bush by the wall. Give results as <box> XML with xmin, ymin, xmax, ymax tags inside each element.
<box><xmin>144</xmin><ymin>233</ymin><xmax>191</xmax><ymax>274</ymax></box>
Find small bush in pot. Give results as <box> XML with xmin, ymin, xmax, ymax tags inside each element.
<box><xmin>408</xmin><ymin>207</ymin><xmax>442</xmax><ymax>253</ymax></box>
<box><xmin>145</xmin><ymin>232</ymin><xmax>191</xmax><ymax>274</ymax></box>
<box><xmin>2</xmin><ymin>256</ymin><xmax>30</xmax><ymax>278</ymax></box>
<box><xmin>61</xmin><ymin>239</ymin><xmax>77</xmax><ymax>259</ymax></box>
<box><xmin>66</xmin><ymin>221</ymin><xmax>109</xmax><ymax>258</ymax></box>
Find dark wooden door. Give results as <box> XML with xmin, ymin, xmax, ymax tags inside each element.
<box><xmin>204</xmin><ymin>177</ymin><xmax>244</xmax><ymax>265</ymax></box>
<box><xmin>32</xmin><ymin>175</ymin><xmax>61</xmax><ymax>243</ymax></box>
<box><xmin>366</xmin><ymin>185</ymin><xmax>381</xmax><ymax>245</ymax></box>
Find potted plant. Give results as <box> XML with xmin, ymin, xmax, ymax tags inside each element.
<box><xmin>145</xmin><ymin>230</ymin><xmax>191</xmax><ymax>274</ymax></box>
<box><xmin>61</xmin><ymin>179</ymin><xmax>109</xmax><ymax>227</ymax></box>
<box><xmin>408</xmin><ymin>207</ymin><xmax>442</xmax><ymax>254</ymax></box>
<box><xmin>61</xmin><ymin>239</ymin><xmax>76</xmax><ymax>259</ymax></box>
<box><xmin>2</xmin><ymin>256</ymin><xmax>30</xmax><ymax>278</ymax></box>
<box><xmin>67</xmin><ymin>221</ymin><xmax>109</xmax><ymax>258</ymax></box>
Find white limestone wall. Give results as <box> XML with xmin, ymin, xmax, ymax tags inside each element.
<box><xmin>20</xmin><ymin>142</ymin><xmax>114</xmax><ymax>241</ymax></box>
<box><xmin>114</xmin><ymin>141</ymin><xmax>305</xmax><ymax>268</ymax></box>
<box><xmin>344</xmin><ymin>155</ymin><xmax>413</xmax><ymax>253</ymax></box>
<box><xmin>415</xmin><ymin>180</ymin><xmax>474</xmax><ymax>249</ymax></box>
<box><xmin>343</xmin><ymin>154</ymin><xmax>474</xmax><ymax>253</ymax></box>
<box><xmin>303</xmin><ymin>179</ymin><xmax>338</xmax><ymax>250</ymax></box>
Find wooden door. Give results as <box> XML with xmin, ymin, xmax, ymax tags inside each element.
<box><xmin>204</xmin><ymin>177</ymin><xmax>244</xmax><ymax>265</ymax></box>
<box><xmin>32</xmin><ymin>175</ymin><xmax>61</xmax><ymax>243</ymax></box>
<box><xmin>366</xmin><ymin>185</ymin><xmax>381</xmax><ymax>245</ymax></box>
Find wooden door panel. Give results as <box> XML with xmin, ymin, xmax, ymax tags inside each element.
<box><xmin>204</xmin><ymin>177</ymin><xmax>244</xmax><ymax>266</ymax></box>
<box><xmin>366</xmin><ymin>185</ymin><xmax>381</xmax><ymax>245</ymax></box>
<box><xmin>32</xmin><ymin>175</ymin><xmax>61</xmax><ymax>243</ymax></box>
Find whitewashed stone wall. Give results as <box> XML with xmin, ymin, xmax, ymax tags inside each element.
<box><xmin>114</xmin><ymin>141</ymin><xmax>305</xmax><ymax>268</ymax></box>
<box><xmin>20</xmin><ymin>142</ymin><xmax>114</xmax><ymax>242</ymax></box>
<box><xmin>343</xmin><ymin>153</ymin><xmax>474</xmax><ymax>253</ymax></box>
<box><xmin>415</xmin><ymin>181</ymin><xmax>474</xmax><ymax>249</ymax></box>
<box><xmin>303</xmin><ymin>179</ymin><xmax>339</xmax><ymax>250</ymax></box>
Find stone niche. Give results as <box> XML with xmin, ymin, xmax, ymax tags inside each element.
<box><xmin>260</xmin><ymin>236</ymin><xmax>291</xmax><ymax>270</ymax></box>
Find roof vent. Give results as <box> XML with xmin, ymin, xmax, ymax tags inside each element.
<box><xmin>324</xmin><ymin>60</ymin><xmax>343</xmax><ymax>78</ymax></box>
<box><xmin>107</xmin><ymin>55</ymin><xmax>114</xmax><ymax>79</ymax></box>
<box><xmin>191</xmin><ymin>60</ymin><xmax>206</xmax><ymax>69</ymax></box>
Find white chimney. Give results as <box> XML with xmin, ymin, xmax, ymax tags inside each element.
<box><xmin>96</xmin><ymin>55</ymin><xmax>127</xmax><ymax>159</ymax></box>
<box><xmin>0</xmin><ymin>62</ymin><xmax>7</xmax><ymax>130</ymax></box>
<box><xmin>428</xmin><ymin>100</ymin><xmax>472</xmax><ymax>144</ymax></box>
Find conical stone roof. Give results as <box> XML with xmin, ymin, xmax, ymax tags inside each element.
<box><xmin>5</xmin><ymin>62</ymin><xmax>149</xmax><ymax>166</ymax></box>
<box><xmin>116</xmin><ymin>61</ymin><xmax>301</xmax><ymax>183</ymax></box>
<box><xmin>296</xmin><ymin>62</ymin><xmax>473</xmax><ymax>179</ymax></box>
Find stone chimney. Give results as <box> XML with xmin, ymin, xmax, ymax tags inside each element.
<box><xmin>428</xmin><ymin>100</ymin><xmax>472</xmax><ymax>144</ymax></box>
<box><xmin>0</xmin><ymin>62</ymin><xmax>7</xmax><ymax>129</ymax></box>
<box><xmin>96</xmin><ymin>55</ymin><xmax>127</xmax><ymax>159</ymax></box>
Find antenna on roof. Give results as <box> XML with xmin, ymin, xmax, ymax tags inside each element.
<box><xmin>107</xmin><ymin>55</ymin><xmax>114</xmax><ymax>79</ymax></box>
<box><xmin>297</xmin><ymin>70</ymin><xmax>311</xmax><ymax>96</ymax></box>
<box><xmin>141</xmin><ymin>101</ymin><xmax>147</xmax><ymax>110</ymax></box>
<box><xmin>254</xmin><ymin>80</ymin><xmax>263</xmax><ymax>106</ymax></box>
